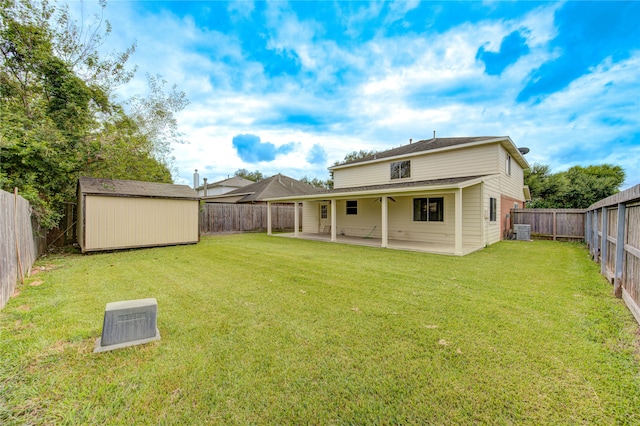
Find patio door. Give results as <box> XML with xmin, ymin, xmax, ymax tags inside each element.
<box><xmin>319</xmin><ymin>203</ymin><xmax>330</xmax><ymax>234</ymax></box>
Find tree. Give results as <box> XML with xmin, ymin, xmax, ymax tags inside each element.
<box><xmin>1</xmin><ymin>0</ymin><xmax>186</xmax><ymax>227</ymax></box>
<box><xmin>525</xmin><ymin>163</ymin><xmax>625</xmax><ymax>208</ymax></box>
<box><xmin>299</xmin><ymin>175</ymin><xmax>330</xmax><ymax>189</ymax></box>
<box><xmin>125</xmin><ymin>73</ymin><xmax>189</xmax><ymax>175</ymax></box>
<box><xmin>234</xmin><ymin>169</ymin><xmax>265</xmax><ymax>182</ymax></box>
<box><xmin>338</xmin><ymin>149</ymin><xmax>377</xmax><ymax>164</ymax></box>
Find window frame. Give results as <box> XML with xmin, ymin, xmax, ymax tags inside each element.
<box><xmin>346</xmin><ymin>200</ymin><xmax>358</xmax><ymax>215</ymax></box>
<box><xmin>489</xmin><ymin>197</ymin><xmax>497</xmax><ymax>222</ymax></box>
<box><xmin>505</xmin><ymin>154</ymin><xmax>512</xmax><ymax>176</ymax></box>
<box><xmin>412</xmin><ymin>197</ymin><xmax>444</xmax><ymax>222</ymax></box>
<box><xmin>390</xmin><ymin>160</ymin><xmax>411</xmax><ymax>180</ymax></box>
<box><xmin>320</xmin><ymin>204</ymin><xmax>328</xmax><ymax>219</ymax></box>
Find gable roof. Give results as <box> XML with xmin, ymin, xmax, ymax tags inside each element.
<box><xmin>331</xmin><ymin>136</ymin><xmax>529</xmax><ymax>170</ymax></box>
<box><xmin>196</xmin><ymin>176</ymin><xmax>253</xmax><ymax>191</ymax></box>
<box><xmin>78</xmin><ymin>177</ymin><xmax>198</xmax><ymax>200</ymax></box>
<box><xmin>219</xmin><ymin>174</ymin><xmax>323</xmax><ymax>203</ymax></box>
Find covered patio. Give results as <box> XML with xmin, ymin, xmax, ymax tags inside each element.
<box><xmin>274</xmin><ymin>232</ymin><xmax>483</xmax><ymax>256</ymax></box>
<box><xmin>265</xmin><ymin>176</ymin><xmax>495</xmax><ymax>256</ymax></box>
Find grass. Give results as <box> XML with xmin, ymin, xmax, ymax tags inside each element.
<box><xmin>1</xmin><ymin>234</ymin><xmax>639</xmax><ymax>425</ymax></box>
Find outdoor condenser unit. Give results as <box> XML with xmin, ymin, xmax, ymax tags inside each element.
<box><xmin>514</xmin><ymin>224</ymin><xmax>531</xmax><ymax>241</ymax></box>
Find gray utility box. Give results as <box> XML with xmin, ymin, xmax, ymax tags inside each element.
<box><xmin>94</xmin><ymin>298</ymin><xmax>160</xmax><ymax>353</ymax></box>
<box><xmin>514</xmin><ymin>224</ymin><xmax>531</xmax><ymax>241</ymax></box>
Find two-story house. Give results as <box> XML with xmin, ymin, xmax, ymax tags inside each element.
<box><xmin>265</xmin><ymin>136</ymin><xmax>530</xmax><ymax>255</ymax></box>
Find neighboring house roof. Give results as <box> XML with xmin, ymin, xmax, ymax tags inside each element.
<box><xmin>78</xmin><ymin>177</ymin><xmax>198</xmax><ymax>200</ymax></box>
<box><xmin>196</xmin><ymin>176</ymin><xmax>253</xmax><ymax>191</ymax></box>
<box><xmin>331</xmin><ymin>136</ymin><xmax>529</xmax><ymax>170</ymax></box>
<box><xmin>203</xmin><ymin>174</ymin><xmax>323</xmax><ymax>203</ymax></box>
<box><xmin>265</xmin><ymin>175</ymin><xmax>490</xmax><ymax>202</ymax></box>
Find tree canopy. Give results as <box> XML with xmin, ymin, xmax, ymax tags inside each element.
<box><xmin>233</xmin><ymin>169</ymin><xmax>265</xmax><ymax>182</ymax></box>
<box><xmin>1</xmin><ymin>0</ymin><xmax>187</xmax><ymax>227</ymax></box>
<box><xmin>525</xmin><ymin>163</ymin><xmax>625</xmax><ymax>208</ymax></box>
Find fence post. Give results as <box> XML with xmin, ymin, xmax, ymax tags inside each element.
<box><xmin>584</xmin><ymin>210</ymin><xmax>591</xmax><ymax>251</ymax></box>
<box><xmin>614</xmin><ymin>203</ymin><xmax>626</xmax><ymax>298</ymax></box>
<box><xmin>552</xmin><ymin>211</ymin><xmax>557</xmax><ymax>241</ymax></box>
<box><xmin>592</xmin><ymin>209</ymin><xmax>599</xmax><ymax>261</ymax></box>
<box><xmin>600</xmin><ymin>206</ymin><xmax>608</xmax><ymax>275</ymax></box>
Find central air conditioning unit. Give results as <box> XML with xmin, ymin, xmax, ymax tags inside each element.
<box><xmin>513</xmin><ymin>224</ymin><xmax>531</xmax><ymax>241</ymax></box>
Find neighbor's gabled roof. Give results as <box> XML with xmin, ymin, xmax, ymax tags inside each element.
<box><xmin>78</xmin><ymin>177</ymin><xmax>198</xmax><ymax>200</ymax></box>
<box><xmin>218</xmin><ymin>173</ymin><xmax>323</xmax><ymax>202</ymax></box>
<box><xmin>196</xmin><ymin>176</ymin><xmax>253</xmax><ymax>191</ymax></box>
<box><xmin>331</xmin><ymin>136</ymin><xmax>529</xmax><ymax>170</ymax></box>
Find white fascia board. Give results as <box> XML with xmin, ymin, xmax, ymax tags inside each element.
<box><xmin>264</xmin><ymin>176</ymin><xmax>490</xmax><ymax>203</ymax></box>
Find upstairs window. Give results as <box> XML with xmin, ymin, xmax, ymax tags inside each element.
<box><xmin>390</xmin><ymin>160</ymin><xmax>411</xmax><ymax>180</ymax></box>
<box><xmin>413</xmin><ymin>197</ymin><xmax>444</xmax><ymax>222</ymax></box>
<box><xmin>505</xmin><ymin>154</ymin><xmax>512</xmax><ymax>176</ymax></box>
<box><xmin>346</xmin><ymin>200</ymin><xmax>358</xmax><ymax>215</ymax></box>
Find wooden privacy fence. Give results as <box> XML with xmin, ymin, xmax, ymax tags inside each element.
<box><xmin>200</xmin><ymin>203</ymin><xmax>301</xmax><ymax>234</ymax></box>
<box><xmin>585</xmin><ymin>184</ymin><xmax>640</xmax><ymax>325</ymax></box>
<box><xmin>511</xmin><ymin>208</ymin><xmax>585</xmax><ymax>241</ymax></box>
<box><xmin>1</xmin><ymin>189</ymin><xmax>45</xmax><ymax>310</ymax></box>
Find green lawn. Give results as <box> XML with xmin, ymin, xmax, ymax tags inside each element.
<box><xmin>1</xmin><ymin>234</ymin><xmax>639</xmax><ymax>425</ymax></box>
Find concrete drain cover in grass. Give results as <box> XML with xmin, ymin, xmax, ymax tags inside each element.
<box><xmin>94</xmin><ymin>298</ymin><xmax>160</xmax><ymax>353</ymax></box>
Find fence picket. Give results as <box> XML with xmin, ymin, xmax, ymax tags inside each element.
<box><xmin>199</xmin><ymin>203</ymin><xmax>300</xmax><ymax>234</ymax></box>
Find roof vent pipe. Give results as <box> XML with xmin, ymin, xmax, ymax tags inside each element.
<box><xmin>409</xmin><ymin>138</ymin><xmax>412</xmax><ymax>144</ymax></box>
<box><xmin>433</xmin><ymin>130</ymin><xmax>436</xmax><ymax>139</ymax></box>
<box><xmin>203</xmin><ymin>178</ymin><xmax>208</xmax><ymax>197</ymax></box>
<box><xmin>194</xmin><ymin>169</ymin><xmax>199</xmax><ymax>189</ymax></box>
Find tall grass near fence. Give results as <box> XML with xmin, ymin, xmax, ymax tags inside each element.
<box><xmin>0</xmin><ymin>189</ymin><xmax>42</xmax><ymax>310</ymax></box>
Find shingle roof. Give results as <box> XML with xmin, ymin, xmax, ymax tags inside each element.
<box><xmin>224</xmin><ymin>174</ymin><xmax>324</xmax><ymax>202</ymax></box>
<box><xmin>333</xmin><ymin>137</ymin><xmax>510</xmax><ymax>168</ymax></box>
<box><xmin>197</xmin><ymin>176</ymin><xmax>253</xmax><ymax>191</ymax></box>
<box><xmin>311</xmin><ymin>175</ymin><xmax>488</xmax><ymax>195</ymax></box>
<box><xmin>78</xmin><ymin>177</ymin><xmax>198</xmax><ymax>199</ymax></box>
<box><xmin>264</xmin><ymin>175</ymin><xmax>490</xmax><ymax>202</ymax></box>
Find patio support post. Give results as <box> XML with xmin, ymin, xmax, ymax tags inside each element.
<box><xmin>381</xmin><ymin>196</ymin><xmax>388</xmax><ymax>248</ymax></box>
<box><xmin>330</xmin><ymin>199</ymin><xmax>337</xmax><ymax>242</ymax></box>
<box><xmin>454</xmin><ymin>188</ymin><xmax>463</xmax><ymax>255</ymax></box>
<box><xmin>614</xmin><ymin>203</ymin><xmax>626</xmax><ymax>298</ymax></box>
<box><xmin>294</xmin><ymin>201</ymin><xmax>299</xmax><ymax>238</ymax></box>
<box><xmin>267</xmin><ymin>201</ymin><xmax>272</xmax><ymax>236</ymax></box>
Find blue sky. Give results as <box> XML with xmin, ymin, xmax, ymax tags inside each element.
<box><xmin>70</xmin><ymin>1</ymin><xmax>640</xmax><ymax>188</ymax></box>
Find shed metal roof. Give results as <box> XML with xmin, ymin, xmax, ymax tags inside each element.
<box><xmin>78</xmin><ymin>177</ymin><xmax>198</xmax><ymax>200</ymax></box>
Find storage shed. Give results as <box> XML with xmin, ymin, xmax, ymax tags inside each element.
<box><xmin>77</xmin><ymin>177</ymin><xmax>199</xmax><ymax>253</ymax></box>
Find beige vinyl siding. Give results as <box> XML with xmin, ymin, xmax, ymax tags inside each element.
<box><xmin>84</xmin><ymin>196</ymin><xmax>198</xmax><ymax>251</ymax></box>
<box><xmin>302</xmin><ymin>201</ymin><xmax>319</xmax><ymax>233</ymax></box>
<box><xmin>334</xmin><ymin>144</ymin><xmax>500</xmax><ymax>189</ymax></box>
<box><xmin>333</xmin><ymin>198</ymin><xmax>382</xmax><ymax>237</ymax></box>
<box><xmin>498</xmin><ymin>146</ymin><xmax>526</xmax><ymax>201</ymax></box>
<box><xmin>484</xmin><ymin>176</ymin><xmax>502</xmax><ymax>245</ymax></box>
<box><xmin>462</xmin><ymin>183</ymin><xmax>483</xmax><ymax>247</ymax></box>
<box><xmin>386</xmin><ymin>193</ymin><xmax>456</xmax><ymax>244</ymax></box>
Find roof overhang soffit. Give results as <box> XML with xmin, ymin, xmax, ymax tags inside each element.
<box><xmin>265</xmin><ymin>176</ymin><xmax>489</xmax><ymax>203</ymax></box>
